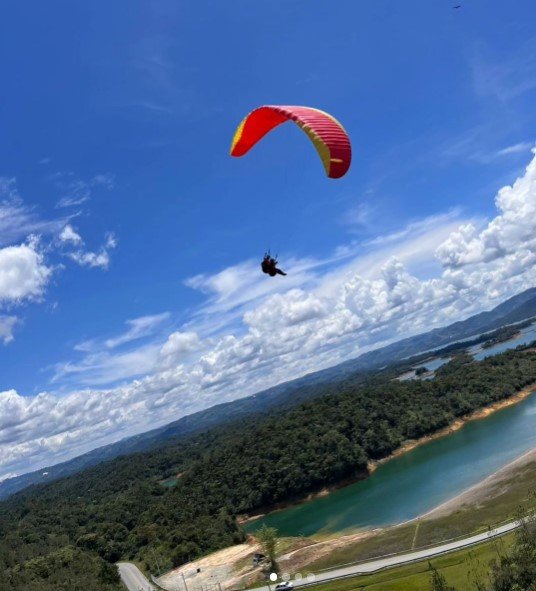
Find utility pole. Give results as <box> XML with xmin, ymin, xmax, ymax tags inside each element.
<box><xmin>181</xmin><ymin>571</ymin><xmax>189</xmax><ymax>591</ymax></box>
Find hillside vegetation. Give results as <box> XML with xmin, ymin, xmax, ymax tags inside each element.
<box><xmin>1</xmin><ymin>347</ymin><xmax>536</xmax><ymax>589</ymax></box>
<box><xmin>3</xmin><ymin>287</ymin><xmax>535</xmax><ymax>503</ymax></box>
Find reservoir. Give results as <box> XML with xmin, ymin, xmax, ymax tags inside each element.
<box><xmin>246</xmin><ymin>390</ymin><xmax>536</xmax><ymax>537</ymax></box>
<box><xmin>470</xmin><ymin>323</ymin><xmax>536</xmax><ymax>360</ymax></box>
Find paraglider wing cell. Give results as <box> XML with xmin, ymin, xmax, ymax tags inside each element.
<box><xmin>230</xmin><ymin>105</ymin><xmax>351</xmax><ymax>179</ymax></box>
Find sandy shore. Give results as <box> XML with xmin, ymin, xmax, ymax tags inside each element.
<box><xmin>421</xmin><ymin>446</ymin><xmax>536</xmax><ymax>519</ymax></box>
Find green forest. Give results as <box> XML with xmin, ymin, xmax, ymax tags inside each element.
<box><xmin>1</xmin><ymin>345</ymin><xmax>536</xmax><ymax>590</ymax></box>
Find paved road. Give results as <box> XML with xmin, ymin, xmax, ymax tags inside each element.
<box><xmin>121</xmin><ymin>519</ymin><xmax>520</xmax><ymax>591</ymax></box>
<box><xmin>117</xmin><ymin>562</ymin><xmax>156</xmax><ymax>591</ymax></box>
<box><xmin>255</xmin><ymin>519</ymin><xmax>520</xmax><ymax>591</ymax></box>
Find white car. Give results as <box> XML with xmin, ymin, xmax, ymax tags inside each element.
<box><xmin>275</xmin><ymin>582</ymin><xmax>293</xmax><ymax>590</ymax></box>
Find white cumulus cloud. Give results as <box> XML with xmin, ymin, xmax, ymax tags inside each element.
<box><xmin>436</xmin><ymin>149</ymin><xmax>536</xmax><ymax>268</ymax></box>
<box><xmin>0</xmin><ymin>242</ymin><xmax>52</xmax><ymax>303</ymax></box>
<box><xmin>3</xmin><ymin>151</ymin><xmax>536</xmax><ymax>480</ymax></box>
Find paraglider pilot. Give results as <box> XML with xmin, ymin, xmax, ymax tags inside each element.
<box><xmin>261</xmin><ymin>253</ymin><xmax>287</xmax><ymax>277</ymax></box>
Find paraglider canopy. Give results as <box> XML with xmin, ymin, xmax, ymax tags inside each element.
<box><xmin>230</xmin><ymin>105</ymin><xmax>352</xmax><ymax>179</ymax></box>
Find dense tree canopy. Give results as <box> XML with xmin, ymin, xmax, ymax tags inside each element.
<box><xmin>1</xmin><ymin>345</ymin><xmax>535</xmax><ymax>589</ymax></box>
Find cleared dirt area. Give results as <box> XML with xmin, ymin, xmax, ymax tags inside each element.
<box><xmin>276</xmin><ymin>530</ymin><xmax>376</xmax><ymax>574</ymax></box>
<box><xmin>157</xmin><ymin>542</ymin><xmax>262</xmax><ymax>591</ymax></box>
<box><xmin>156</xmin><ymin>536</ymin><xmax>327</xmax><ymax>591</ymax></box>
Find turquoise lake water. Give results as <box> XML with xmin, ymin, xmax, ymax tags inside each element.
<box><xmin>246</xmin><ymin>393</ymin><xmax>536</xmax><ymax>537</ymax></box>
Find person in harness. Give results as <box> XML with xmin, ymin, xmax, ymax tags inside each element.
<box><xmin>261</xmin><ymin>252</ymin><xmax>287</xmax><ymax>276</ymax></box>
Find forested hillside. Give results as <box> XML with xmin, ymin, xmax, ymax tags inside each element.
<box><xmin>1</xmin><ymin>346</ymin><xmax>536</xmax><ymax>589</ymax></box>
<box><xmin>3</xmin><ymin>287</ymin><xmax>535</xmax><ymax>503</ymax></box>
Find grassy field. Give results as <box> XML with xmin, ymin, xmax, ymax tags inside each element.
<box><xmin>304</xmin><ymin>525</ymin><xmax>418</xmax><ymax>571</ymax></box>
<box><xmin>302</xmin><ymin>534</ymin><xmax>514</xmax><ymax>591</ymax></box>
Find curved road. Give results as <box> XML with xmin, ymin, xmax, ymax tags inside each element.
<box><xmin>120</xmin><ymin>519</ymin><xmax>521</xmax><ymax>591</ymax></box>
<box><xmin>117</xmin><ymin>562</ymin><xmax>155</xmax><ymax>591</ymax></box>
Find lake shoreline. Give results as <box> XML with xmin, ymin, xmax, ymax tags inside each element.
<box><xmin>420</xmin><ymin>446</ymin><xmax>536</xmax><ymax>519</ymax></box>
<box><xmin>239</xmin><ymin>382</ymin><xmax>536</xmax><ymax>527</ymax></box>
<box><xmin>480</xmin><ymin>330</ymin><xmax>522</xmax><ymax>350</ymax></box>
<box><xmin>236</xmin><ymin>473</ymin><xmax>367</xmax><ymax>526</ymax></box>
<box><xmin>368</xmin><ymin>382</ymin><xmax>536</xmax><ymax>473</ymax></box>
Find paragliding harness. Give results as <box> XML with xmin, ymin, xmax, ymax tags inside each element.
<box><xmin>261</xmin><ymin>251</ymin><xmax>286</xmax><ymax>277</ymax></box>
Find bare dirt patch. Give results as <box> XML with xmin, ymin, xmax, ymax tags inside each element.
<box><xmin>276</xmin><ymin>530</ymin><xmax>377</xmax><ymax>574</ymax></box>
<box><xmin>157</xmin><ymin>542</ymin><xmax>262</xmax><ymax>591</ymax></box>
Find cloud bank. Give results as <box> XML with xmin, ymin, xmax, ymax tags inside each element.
<box><xmin>2</xmin><ymin>151</ymin><xmax>536</xmax><ymax>480</ymax></box>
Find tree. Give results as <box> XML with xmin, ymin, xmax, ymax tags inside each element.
<box><xmin>429</xmin><ymin>562</ymin><xmax>457</xmax><ymax>591</ymax></box>
<box><xmin>256</xmin><ymin>525</ymin><xmax>279</xmax><ymax>573</ymax></box>
<box><xmin>488</xmin><ymin>510</ymin><xmax>536</xmax><ymax>591</ymax></box>
<box><xmin>99</xmin><ymin>561</ymin><xmax>120</xmax><ymax>585</ymax></box>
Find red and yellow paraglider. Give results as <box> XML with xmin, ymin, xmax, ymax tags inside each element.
<box><xmin>230</xmin><ymin>105</ymin><xmax>352</xmax><ymax>179</ymax></box>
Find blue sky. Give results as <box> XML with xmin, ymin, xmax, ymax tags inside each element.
<box><xmin>1</xmin><ymin>0</ymin><xmax>536</xmax><ymax>479</ymax></box>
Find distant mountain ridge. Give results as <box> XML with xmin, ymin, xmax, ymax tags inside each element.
<box><xmin>328</xmin><ymin>286</ymin><xmax>536</xmax><ymax>377</ymax></box>
<box><xmin>1</xmin><ymin>286</ymin><xmax>535</xmax><ymax>500</ymax></box>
